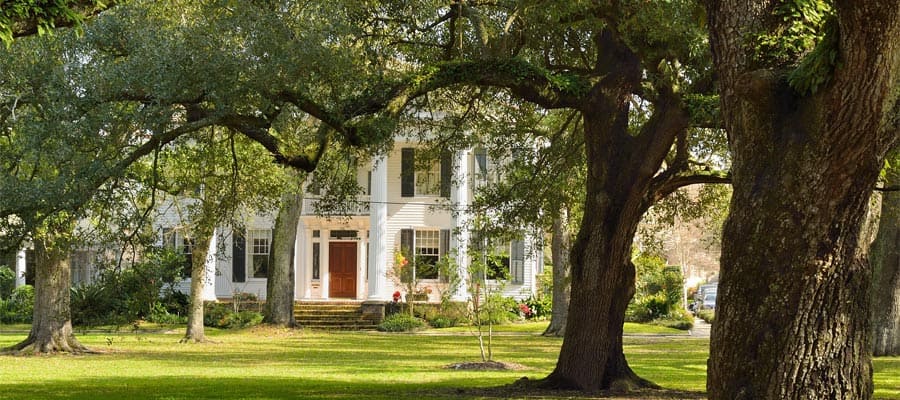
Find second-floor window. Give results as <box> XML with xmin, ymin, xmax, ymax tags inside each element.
<box><xmin>401</xmin><ymin>147</ymin><xmax>451</xmax><ymax>197</ymax></box>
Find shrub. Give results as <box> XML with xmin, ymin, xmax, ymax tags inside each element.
<box><xmin>147</xmin><ymin>302</ymin><xmax>187</xmax><ymax>324</ymax></box>
<box><xmin>427</xmin><ymin>315</ymin><xmax>459</xmax><ymax>328</ymax></box>
<box><xmin>652</xmin><ymin>308</ymin><xmax>694</xmax><ymax>330</ymax></box>
<box><xmin>0</xmin><ymin>266</ymin><xmax>15</xmax><ymax>299</ymax></box>
<box><xmin>71</xmin><ymin>283</ymin><xmax>128</xmax><ymax>326</ymax></box>
<box><xmin>377</xmin><ymin>313</ymin><xmax>426</xmax><ymax>332</ymax></box>
<box><xmin>71</xmin><ymin>247</ymin><xmax>185</xmax><ymax>327</ymax></box>
<box><xmin>203</xmin><ymin>302</ymin><xmax>263</xmax><ymax>329</ymax></box>
<box><xmin>0</xmin><ymin>284</ymin><xmax>33</xmax><ymax>323</ymax></box>
<box><xmin>697</xmin><ymin>309</ymin><xmax>715</xmax><ymax>324</ymax></box>
<box><xmin>522</xmin><ymin>294</ymin><xmax>552</xmax><ymax>320</ymax></box>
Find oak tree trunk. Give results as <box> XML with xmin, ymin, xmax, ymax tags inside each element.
<box><xmin>3</xmin><ymin>230</ymin><xmax>89</xmax><ymax>354</ymax></box>
<box><xmin>872</xmin><ymin>161</ymin><xmax>900</xmax><ymax>356</ymax></box>
<box><xmin>264</xmin><ymin>189</ymin><xmax>304</xmax><ymax>327</ymax></box>
<box><xmin>183</xmin><ymin>228</ymin><xmax>213</xmax><ymax>343</ymax></box>
<box><xmin>540</xmin><ymin>101</ymin><xmax>673</xmax><ymax>391</ymax></box>
<box><xmin>536</xmin><ymin>25</ymin><xmax>691</xmax><ymax>391</ymax></box>
<box><xmin>543</xmin><ymin>209</ymin><xmax>571</xmax><ymax>337</ymax></box>
<box><xmin>706</xmin><ymin>2</ymin><xmax>900</xmax><ymax>398</ymax></box>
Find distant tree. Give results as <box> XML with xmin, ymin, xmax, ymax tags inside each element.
<box><xmin>155</xmin><ymin>128</ymin><xmax>286</xmax><ymax>343</ymax></box>
<box><xmin>872</xmin><ymin>152</ymin><xmax>900</xmax><ymax>356</ymax></box>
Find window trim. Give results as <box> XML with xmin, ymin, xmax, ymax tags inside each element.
<box><xmin>247</xmin><ymin>229</ymin><xmax>271</xmax><ymax>280</ymax></box>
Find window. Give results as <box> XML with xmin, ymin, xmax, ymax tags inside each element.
<box><xmin>248</xmin><ymin>229</ymin><xmax>271</xmax><ymax>279</ymax></box>
<box><xmin>312</xmin><ymin>242</ymin><xmax>321</xmax><ymax>280</ymax></box>
<box><xmin>400</xmin><ymin>228</ymin><xmax>450</xmax><ymax>280</ymax></box>
<box><xmin>400</xmin><ymin>148</ymin><xmax>451</xmax><ymax>197</ymax></box>
<box><xmin>178</xmin><ymin>234</ymin><xmax>194</xmax><ymax>278</ymax></box>
<box><xmin>162</xmin><ymin>228</ymin><xmax>193</xmax><ymax>278</ymax></box>
<box><xmin>416</xmin><ymin>161</ymin><xmax>442</xmax><ymax>196</ymax></box>
<box><xmin>330</xmin><ymin>230</ymin><xmax>358</xmax><ymax>240</ymax></box>
<box><xmin>471</xmin><ymin>237</ymin><xmax>525</xmax><ymax>284</ymax></box>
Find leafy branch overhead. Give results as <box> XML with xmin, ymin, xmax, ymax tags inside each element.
<box><xmin>0</xmin><ymin>0</ymin><xmax>118</xmax><ymax>44</ymax></box>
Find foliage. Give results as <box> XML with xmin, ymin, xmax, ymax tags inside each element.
<box><xmin>627</xmin><ymin>253</ymin><xmax>685</xmax><ymax>323</ymax></box>
<box><xmin>697</xmin><ymin>309</ymin><xmax>715</xmax><ymax>324</ymax></box>
<box><xmin>751</xmin><ymin>0</ymin><xmax>838</xmax><ymax>94</ymax></box>
<box><xmin>0</xmin><ymin>284</ymin><xmax>34</xmax><ymax>323</ymax></box>
<box><xmin>0</xmin><ymin>266</ymin><xmax>15</xmax><ymax>299</ymax></box>
<box><xmin>0</xmin><ymin>0</ymin><xmax>111</xmax><ymax>44</ymax></box>
<box><xmin>427</xmin><ymin>315</ymin><xmax>459</xmax><ymax>329</ymax></box>
<box><xmin>71</xmin><ymin>247</ymin><xmax>185</xmax><ymax>326</ymax></box>
<box><xmin>651</xmin><ymin>308</ymin><xmax>694</xmax><ymax>331</ymax></box>
<box><xmin>202</xmin><ymin>303</ymin><xmax>264</xmax><ymax>329</ymax></box>
<box><xmin>376</xmin><ymin>313</ymin><xmax>426</xmax><ymax>332</ymax></box>
<box><xmin>522</xmin><ymin>294</ymin><xmax>552</xmax><ymax>320</ymax></box>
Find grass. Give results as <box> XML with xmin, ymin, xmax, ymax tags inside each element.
<box><xmin>422</xmin><ymin>320</ymin><xmax>688</xmax><ymax>335</ymax></box>
<box><xmin>0</xmin><ymin>325</ymin><xmax>897</xmax><ymax>399</ymax></box>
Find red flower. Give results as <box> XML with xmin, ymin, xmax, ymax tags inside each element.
<box><xmin>518</xmin><ymin>303</ymin><xmax>532</xmax><ymax>317</ymax></box>
<box><xmin>392</xmin><ymin>291</ymin><xmax>402</xmax><ymax>302</ymax></box>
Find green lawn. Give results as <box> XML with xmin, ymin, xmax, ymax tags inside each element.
<box><xmin>0</xmin><ymin>326</ymin><xmax>897</xmax><ymax>399</ymax></box>
<box><xmin>423</xmin><ymin>321</ymin><xmax>688</xmax><ymax>335</ymax></box>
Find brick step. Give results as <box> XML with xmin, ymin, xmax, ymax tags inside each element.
<box><xmin>295</xmin><ymin>318</ymin><xmax>378</xmax><ymax>325</ymax></box>
<box><xmin>292</xmin><ymin>301</ymin><xmax>382</xmax><ymax>331</ymax></box>
<box><xmin>294</xmin><ymin>305</ymin><xmax>362</xmax><ymax>310</ymax></box>
<box><xmin>301</xmin><ymin>324</ymin><xmax>378</xmax><ymax>331</ymax></box>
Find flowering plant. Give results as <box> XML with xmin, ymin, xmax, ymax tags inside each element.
<box><xmin>416</xmin><ymin>286</ymin><xmax>433</xmax><ymax>295</ymax></box>
<box><xmin>392</xmin><ymin>291</ymin><xmax>402</xmax><ymax>302</ymax></box>
<box><xmin>518</xmin><ymin>303</ymin><xmax>533</xmax><ymax>318</ymax></box>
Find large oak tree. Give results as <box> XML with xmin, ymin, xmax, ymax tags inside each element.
<box><xmin>705</xmin><ymin>1</ymin><xmax>900</xmax><ymax>398</ymax></box>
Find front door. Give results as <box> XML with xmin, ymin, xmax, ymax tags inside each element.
<box><xmin>329</xmin><ymin>242</ymin><xmax>357</xmax><ymax>298</ymax></box>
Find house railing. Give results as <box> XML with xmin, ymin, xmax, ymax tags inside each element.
<box><xmin>302</xmin><ymin>196</ymin><xmax>371</xmax><ymax>216</ymax></box>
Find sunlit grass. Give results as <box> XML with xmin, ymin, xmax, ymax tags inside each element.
<box><xmin>0</xmin><ymin>326</ymin><xmax>897</xmax><ymax>399</ymax></box>
<box><xmin>422</xmin><ymin>320</ymin><xmax>688</xmax><ymax>335</ymax></box>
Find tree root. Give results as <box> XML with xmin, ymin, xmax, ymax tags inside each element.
<box><xmin>541</xmin><ymin>324</ymin><xmax>565</xmax><ymax>337</ymax></box>
<box><xmin>1</xmin><ymin>334</ymin><xmax>95</xmax><ymax>355</ymax></box>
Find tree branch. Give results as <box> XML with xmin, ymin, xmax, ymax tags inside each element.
<box><xmin>649</xmin><ymin>171</ymin><xmax>732</xmax><ymax>203</ymax></box>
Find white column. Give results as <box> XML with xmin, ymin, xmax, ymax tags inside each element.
<box><xmin>367</xmin><ymin>155</ymin><xmax>390</xmax><ymax>301</ymax></box>
<box><xmin>357</xmin><ymin>238</ymin><xmax>367</xmax><ymax>299</ymax></box>
<box><xmin>294</xmin><ymin>227</ymin><xmax>308</xmax><ymax>300</ymax></box>
<box><xmin>321</xmin><ymin>230</ymin><xmax>330</xmax><ymax>299</ymax></box>
<box><xmin>202</xmin><ymin>229</ymin><xmax>218</xmax><ymax>301</ymax></box>
<box><xmin>14</xmin><ymin>248</ymin><xmax>26</xmax><ymax>288</ymax></box>
<box><xmin>451</xmin><ymin>149</ymin><xmax>471</xmax><ymax>301</ymax></box>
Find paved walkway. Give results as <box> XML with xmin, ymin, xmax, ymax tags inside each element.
<box><xmin>689</xmin><ymin>317</ymin><xmax>711</xmax><ymax>338</ymax></box>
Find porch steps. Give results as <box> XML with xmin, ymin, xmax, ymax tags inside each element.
<box><xmin>293</xmin><ymin>302</ymin><xmax>381</xmax><ymax>330</ymax></box>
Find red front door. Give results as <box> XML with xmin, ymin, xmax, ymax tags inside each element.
<box><xmin>329</xmin><ymin>242</ymin><xmax>357</xmax><ymax>298</ymax></box>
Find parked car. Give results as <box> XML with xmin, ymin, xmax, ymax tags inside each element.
<box><xmin>700</xmin><ymin>292</ymin><xmax>717</xmax><ymax>310</ymax></box>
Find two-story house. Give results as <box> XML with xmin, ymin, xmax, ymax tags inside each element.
<box><xmin>156</xmin><ymin>139</ymin><xmax>544</xmax><ymax>304</ymax></box>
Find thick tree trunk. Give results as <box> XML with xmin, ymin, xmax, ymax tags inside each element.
<box><xmin>706</xmin><ymin>2</ymin><xmax>900</xmax><ymax>398</ymax></box>
<box><xmin>264</xmin><ymin>188</ymin><xmax>304</xmax><ymax>327</ymax></box>
<box><xmin>182</xmin><ymin>229</ymin><xmax>213</xmax><ymax>343</ymax></box>
<box><xmin>540</xmin><ymin>100</ymin><xmax>673</xmax><ymax>391</ymax></box>
<box><xmin>537</xmin><ymin>26</ymin><xmax>690</xmax><ymax>391</ymax></box>
<box><xmin>2</xmin><ymin>230</ymin><xmax>89</xmax><ymax>354</ymax></box>
<box><xmin>872</xmin><ymin>161</ymin><xmax>900</xmax><ymax>356</ymax></box>
<box><xmin>543</xmin><ymin>209</ymin><xmax>571</xmax><ymax>337</ymax></box>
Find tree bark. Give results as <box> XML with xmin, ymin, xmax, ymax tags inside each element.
<box><xmin>536</xmin><ymin>26</ymin><xmax>690</xmax><ymax>392</ymax></box>
<box><xmin>543</xmin><ymin>209</ymin><xmax>571</xmax><ymax>337</ymax></box>
<box><xmin>182</xmin><ymin>228</ymin><xmax>213</xmax><ymax>343</ymax></box>
<box><xmin>2</xmin><ymin>223</ymin><xmax>90</xmax><ymax>354</ymax></box>
<box><xmin>706</xmin><ymin>2</ymin><xmax>900</xmax><ymax>398</ymax></box>
<box><xmin>872</xmin><ymin>159</ymin><xmax>900</xmax><ymax>356</ymax></box>
<box><xmin>264</xmin><ymin>188</ymin><xmax>304</xmax><ymax>327</ymax></box>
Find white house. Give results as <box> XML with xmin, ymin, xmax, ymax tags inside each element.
<box><xmin>155</xmin><ymin>138</ymin><xmax>544</xmax><ymax>304</ymax></box>
<box><xmin>5</xmin><ymin>139</ymin><xmax>545</xmax><ymax>304</ymax></box>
